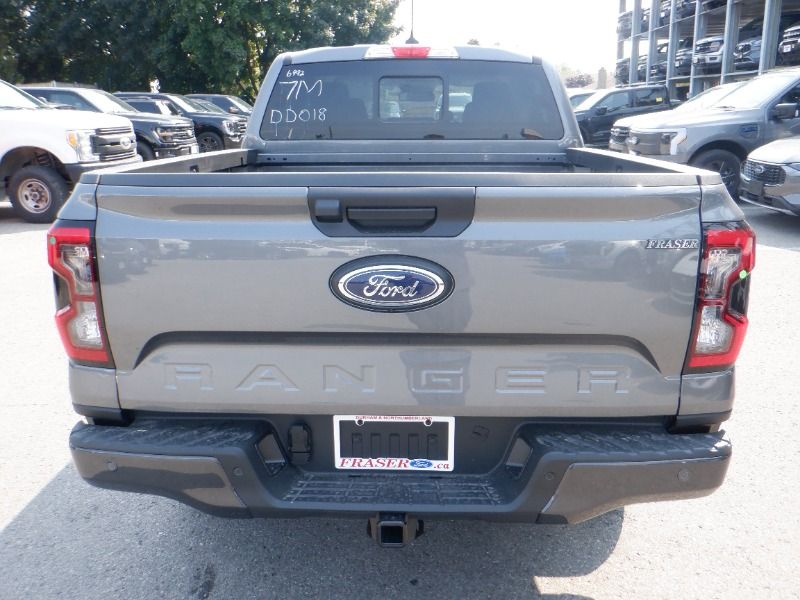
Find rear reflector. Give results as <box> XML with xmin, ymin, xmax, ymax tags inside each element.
<box><xmin>47</xmin><ymin>222</ymin><xmax>113</xmax><ymax>366</ymax></box>
<box><xmin>364</xmin><ymin>45</ymin><xmax>459</xmax><ymax>59</ymax></box>
<box><xmin>687</xmin><ymin>222</ymin><xmax>755</xmax><ymax>370</ymax></box>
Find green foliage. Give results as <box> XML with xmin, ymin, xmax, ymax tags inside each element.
<box><xmin>4</xmin><ymin>0</ymin><xmax>399</xmax><ymax>99</ymax></box>
<box><xmin>564</xmin><ymin>73</ymin><xmax>594</xmax><ymax>88</ymax></box>
<box><xmin>0</xmin><ymin>1</ymin><xmax>26</xmax><ymax>81</ymax></box>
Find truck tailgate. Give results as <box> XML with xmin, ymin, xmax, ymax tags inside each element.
<box><xmin>95</xmin><ymin>178</ymin><xmax>701</xmax><ymax>417</ymax></box>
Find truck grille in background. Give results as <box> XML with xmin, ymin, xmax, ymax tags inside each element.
<box><xmin>783</xmin><ymin>28</ymin><xmax>800</xmax><ymax>42</ymax></box>
<box><xmin>610</xmin><ymin>126</ymin><xmax>630</xmax><ymax>145</ymax></box>
<box><xmin>743</xmin><ymin>160</ymin><xmax>786</xmax><ymax>185</ymax></box>
<box><xmin>737</xmin><ymin>43</ymin><xmax>751</xmax><ymax>54</ymax></box>
<box><xmin>627</xmin><ymin>131</ymin><xmax>662</xmax><ymax>155</ymax></box>
<box><xmin>235</xmin><ymin>120</ymin><xmax>247</xmax><ymax>134</ymax></box>
<box><xmin>163</xmin><ymin>125</ymin><xmax>196</xmax><ymax>143</ymax></box>
<box><xmin>92</xmin><ymin>126</ymin><xmax>137</xmax><ymax>162</ymax></box>
<box><xmin>695</xmin><ymin>41</ymin><xmax>715</xmax><ymax>53</ymax></box>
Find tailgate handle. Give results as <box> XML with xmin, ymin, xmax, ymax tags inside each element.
<box><xmin>346</xmin><ymin>207</ymin><xmax>436</xmax><ymax>230</ymax></box>
<box><xmin>308</xmin><ymin>187</ymin><xmax>475</xmax><ymax>238</ymax></box>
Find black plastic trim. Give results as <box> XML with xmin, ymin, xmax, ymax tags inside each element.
<box><xmin>73</xmin><ymin>404</ymin><xmax>129</xmax><ymax>424</ymax></box>
<box><xmin>671</xmin><ymin>410</ymin><xmax>731</xmax><ymax>432</ymax></box>
<box><xmin>308</xmin><ymin>186</ymin><xmax>475</xmax><ymax>237</ymax></box>
<box><xmin>69</xmin><ymin>418</ymin><xmax>731</xmax><ymax>523</ymax></box>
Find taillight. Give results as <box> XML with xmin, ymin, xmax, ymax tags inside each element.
<box><xmin>687</xmin><ymin>222</ymin><xmax>755</xmax><ymax>371</ymax></box>
<box><xmin>391</xmin><ymin>46</ymin><xmax>431</xmax><ymax>58</ymax></box>
<box><xmin>47</xmin><ymin>221</ymin><xmax>113</xmax><ymax>367</ymax></box>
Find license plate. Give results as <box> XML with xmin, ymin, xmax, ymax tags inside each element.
<box><xmin>190</xmin><ymin>144</ymin><xmax>200</xmax><ymax>154</ymax></box>
<box><xmin>782</xmin><ymin>45</ymin><xmax>793</xmax><ymax>53</ymax></box>
<box><xmin>333</xmin><ymin>415</ymin><xmax>454</xmax><ymax>471</ymax></box>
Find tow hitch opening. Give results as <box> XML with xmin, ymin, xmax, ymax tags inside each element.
<box><xmin>367</xmin><ymin>513</ymin><xmax>424</xmax><ymax>547</ymax></box>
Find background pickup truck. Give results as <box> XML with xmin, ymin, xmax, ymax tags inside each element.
<box><xmin>52</xmin><ymin>45</ymin><xmax>753</xmax><ymax>547</ymax></box>
<box><xmin>617</xmin><ymin>67</ymin><xmax>800</xmax><ymax>196</ymax></box>
<box><xmin>1</xmin><ymin>80</ymin><xmax>140</xmax><ymax>222</ymax></box>
<box><xmin>574</xmin><ymin>84</ymin><xmax>674</xmax><ymax>147</ymax></box>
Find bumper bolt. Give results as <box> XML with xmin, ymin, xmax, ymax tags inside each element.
<box><xmin>233</xmin><ymin>467</ymin><xmax>244</xmax><ymax>477</ymax></box>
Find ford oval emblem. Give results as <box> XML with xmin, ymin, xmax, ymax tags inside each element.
<box><xmin>330</xmin><ymin>256</ymin><xmax>453</xmax><ymax>312</ymax></box>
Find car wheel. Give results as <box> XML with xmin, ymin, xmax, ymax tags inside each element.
<box><xmin>137</xmin><ymin>141</ymin><xmax>155</xmax><ymax>161</ymax></box>
<box><xmin>691</xmin><ymin>149</ymin><xmax>742</xmax><ymax>198</ymax></box>
<box><xmin>8</xmin><ymin>165</ymin><xmax>69</xmax><ymax>223</ymax></box>
<box><xmin>197</xmin><ymin>131</ymin><xmax>224</xmax><ymax>153</ymax></box>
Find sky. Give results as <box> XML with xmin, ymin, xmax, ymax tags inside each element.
<box><xmin>389</xmin><ymin>0</ymin><xmax>621</xmax><ymax>75</ymax></box>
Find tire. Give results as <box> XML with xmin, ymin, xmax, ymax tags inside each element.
<box><xmin>8</xmin><ymin>165</ymin><xmax>69</xmax><ymax>223</ymax></box>
<box><xmin>690</xmin><ymin>148</ymin><xmax>742</xmax><ymax>198</ymax></box>
<box><xmin>197</xmin><ymin>131</ymin><xmax>224</xmax><ymax>153</ymax></box>
<box><xmin>137</xmin><ymin>140</ymin><xmax>155</xmax><ymax>161</ymax></box>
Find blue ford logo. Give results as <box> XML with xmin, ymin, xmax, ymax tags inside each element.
<box><xmin>409</xmin><ymin>459</ymin><xmax>433</xmax><ymax>469</ymax></box>
<box><xmin>330</xmin><ymin>256</ymin><xmax>453</xmax><ymax>312</ymax></box>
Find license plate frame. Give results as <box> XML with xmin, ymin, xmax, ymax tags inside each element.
<box><xmin>333</xmin><ymin>415</ymin><xmax>455</xmax><ymax>471</ymax></box>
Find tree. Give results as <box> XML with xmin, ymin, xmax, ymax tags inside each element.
<box><xmin>9</xmin><ymin>0</ymin><xmax>399</xmax><ymax>98</ymax></box>
<box><xmin>564</xmin><ymin>73</ymin><xmax>594</xmax><ymax>88</ymax></box>
<box><xmin>170</xmin><ymin>0</ymin><xmax>399</xmax><ymax>99</ymax></box>
<box><xmin>467</xmin><ymin>38</ymin><xmax>479</xmax><ymax>46</ymax></box>
<box><xmin>0</xmin><ymin>1</ymin><xmax>26</xmax><ymax>81</ymax></box>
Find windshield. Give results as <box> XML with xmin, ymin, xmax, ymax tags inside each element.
<box><xmin>168</xmin><ymin>95</ymin><xmax>206</xmax><ymax>112</ymax></box>
<box><xmin>83</xmin><ymin>89</ymin><xmax>137</xmax><ymax>113</ymax></box>
<box><xmin>710</xmin><ymin>74</ymin><xmax>799</xmax><ymax>109</ymax></box>
<box><xmin>575</xmin><ymin>89</ymin><xmax>608</xmax><ymax>111</ymax></box>
<box><xmin>674</xmin><ymin>82</ymin><xmax>744</xmax><ymax>113</ymax></box>
<box><xmin>569</xmin><ymin>92</ymin><xmax>592</xmax><ymax>108</ymax></box>
<box><xmin>196</xmin><ymin>99</ymin><xmax>227</xmax><ymax>113</ymax></box>
<box><xmin>229</xmin><ymin>96</ymin><xmax>253</xmax><ymax>111</ymax></box>
<box><xmin>0</xmin><ymin>81</ymin><xmax>44</xmax><ymax>109</ymax></box>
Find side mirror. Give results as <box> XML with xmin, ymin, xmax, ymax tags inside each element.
<box><xmin>595</xmin><ymin>106</ymin><xmax>609</xmax><ymax>116</ymax></box>
<box><xmin>228</xmin><ymin>106</ymin><xmax>240</xmax><ymax>114</ymax></box>
<box><xmin>771</xmin><ymin>103</ymin><xmax>798</xmax><ymax>120</ymax></box>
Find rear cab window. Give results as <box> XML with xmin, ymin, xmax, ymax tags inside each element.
<box><xmin>260</xmin><ymin>60</ymin><xmax>564</xmax><ymax>141</ymax></box>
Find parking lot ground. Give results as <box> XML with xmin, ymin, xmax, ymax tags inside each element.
<box><xmin>0</xmin><ymin>201</ymin><xmax>798</xmax><ymax>599</ymax></box>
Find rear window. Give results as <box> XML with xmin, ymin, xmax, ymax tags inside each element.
<box><xmin>260</xmin><ymin>59</ymin><xmax>564</xmax><ymax>141</ymax></box>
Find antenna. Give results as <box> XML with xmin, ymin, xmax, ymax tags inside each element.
<box><xmin>405</xmin><ymin>0</ymin><xmax>418</xmax><ymax>44</ymax></box>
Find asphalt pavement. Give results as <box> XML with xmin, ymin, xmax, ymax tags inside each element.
<box><xmin>0</xmin><ymin>201</ymin><xmax>798</xmax><ymax>599</ymax></box>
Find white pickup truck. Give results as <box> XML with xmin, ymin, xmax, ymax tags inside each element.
<box><xmin>0</xmin><ymin>80</ymin><xmax>141</xmax><ymax>222</ymax></box>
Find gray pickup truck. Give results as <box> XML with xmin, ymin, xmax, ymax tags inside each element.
<box><xmin>50</xmin><ymin>45</ymin><xmax>754</xmax><ymax>547</ymax></box>
<box><xmin>618</xmin><ymin>68</ymin><xmax>800</xmax><ymax>196</ymax></box>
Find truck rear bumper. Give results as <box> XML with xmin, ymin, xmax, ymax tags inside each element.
<box><xmin>69</xmin><ymin>419</ymin><xmax>731</xmax><ymax>524</ymax></box>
